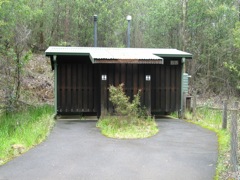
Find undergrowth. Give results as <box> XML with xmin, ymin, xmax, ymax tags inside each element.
<box><xmin>97</xmin><ymin>116</ymin><xmax>158</xmax><ymax>139</ymax></box>
<box><xmin>0</xmin><ymin>105</ymin><xmax>54</xmax><ymax>165</ymax></box>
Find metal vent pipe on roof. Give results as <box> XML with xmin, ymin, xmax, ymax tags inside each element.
<box><xmin>94</xmin><ymin>15</ymin><xmax>98</xmax><ymax>47</ymax></box>
<box><xmin>126</xmin><ymin>15</ymin><xmax>132</xmax><ymax>48</ymax></box>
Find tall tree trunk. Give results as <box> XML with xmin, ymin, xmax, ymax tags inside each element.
<box><xmin>239</xmin><ymin>0</ymin><xmax>240</xmax><ymax>21</ymax></box>
<box><xmin>182</xmin><ymin>0</ymin><xmax>188</xmax><ymax>51</ymax></box>
<box><xmin>64</xmin><ymin>4</ymin><xmax>70</xmax><ymax>44</ymax></box>
<box><xmin>39</xmin><ymin>0</ymin><xmax>44</xmax><ymax>50</ymax></box>
<box><xmin>14</xmin><ymin>47</ymin><xmax>21</xmax><ymax>104</ymax></box>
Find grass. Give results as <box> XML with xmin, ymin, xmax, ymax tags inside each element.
<box><xmin>172</xmin><ymin>107</ymin><xmax>230</xmax><ymax>180</ymax></box>
<box><xmin>193</xmin><ymin>107</ymin><xmax>231</xmax><ymax>180</ymax></box>
<box><xmin>0</xmin><ymin>105</ymin><xmax>54</xmax><ymax>165</ymax></box>
<box><xmin>97</xmin><ymin>116</ymin><xmax>159</xmax><ymax>139</ymax></box>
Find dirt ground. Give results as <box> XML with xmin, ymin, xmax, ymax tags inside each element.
<box><xmin>21</xmin><ymin>53</ymin><xmax>54</xmax><ymax>105</ymax></box>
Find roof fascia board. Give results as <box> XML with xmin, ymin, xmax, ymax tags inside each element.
<box><xmin>46</xmin><ymin>53</ymin><xmax>94</xmax><ymax>64</ymax></box>
<box><xmin>154</xmin><ymin>54</ymin><xmax>192</xmax><ymax>59</ymax></box>
<box><xmin>89</xmin><ymin>54</ymin><xmax>94</xmax><ymax>63</ymax></box>
<box><xmin>45</xmin><ymin>52</ymin><xmax>90</xmax><ymax>56</ymax></box>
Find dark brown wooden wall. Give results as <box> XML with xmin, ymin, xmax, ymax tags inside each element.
<box><xmin>56</xmin><ymin>56</ymin><xmax>182</xmax><ymax>115</ymax></box>
<box><xmin>57</xmin><ymin>56</ymin><xmax>100</xmax><ymax>115</ymax></box>
<box><xmin>101</xmin><ymin>62</ymin><xmax>182</xmax><ymax>114</ymax></box>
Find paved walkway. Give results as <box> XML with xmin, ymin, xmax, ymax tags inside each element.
<box><xmin>0</xmin><ymin>118</ymin><xmax>218</xmax><ymax>180</ymax></box>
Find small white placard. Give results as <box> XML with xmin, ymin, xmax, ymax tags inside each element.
<box><xmin>170</xmin><ymin>60</ymin><xmax>179</xmax><ymax>65</ymax></box>
<box><xmin>146</xmin><ymin>75</ymin><xmax>151</xmax><ymax>81</ymax></box>
<box><xmin>101</xmin><ymin>75</ymin><xmax>107</xmax><ymax>80</ymax></box>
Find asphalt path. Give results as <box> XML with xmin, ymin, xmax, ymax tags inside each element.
<box><xmin>0</xmin><ymin>118</ymin><xmax>218</xmax><ymax>180</ymax></box>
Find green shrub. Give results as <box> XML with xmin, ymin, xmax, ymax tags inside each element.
<box><xmin>109</xmin><ymin>83</ymin><xmax>140</xmax><ymax>117</ymax></box>
<box><xmin>97</xmin><ymin>83</ymin><xmax>159</xmax><ymax>139</ymax></box>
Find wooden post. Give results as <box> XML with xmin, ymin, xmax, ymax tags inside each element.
<box><xmin>192</xmin><ymin>91</ymin><xmax>197</xmax><ymax>121</ymax></box>
<box><xmin>186</xmin><ymin>96</ymin><xmax>191</xmax><ymax>111</ymax></box>
<box><xmin>53</xmin><ymin>55</ymin><xmax>58</xmax><ymax>117</ymax></box>
<box><xmin>222</xmin><ymin>100</ymin><xmax>228</xmax><ymax>129</ymax></box>
<box><xmin>145</xmin><ymin>75</ymin><xmax>151</xmax><ymax>115</ymax></box>
<box><xmin>101</xmin><ymin>74</ymin><xmax>107</xmax><ymax>117</ymax></box>
<box><xmin>230</xmin><ymin>101</ymin><xmax>238</xmax><ymax>173</ymax></box>
<box><xmin>182</xmin><ymin>92</ymin><xmax>187</xmax><ymax>119</ymax></box>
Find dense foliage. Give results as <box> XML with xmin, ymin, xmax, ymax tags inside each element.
<box><xmin>109</xmin><ymin>84</ymin><xmax>141</xmax><ymax>118</ymax></box>
<box><xmin>1</xmin><ymin>0</ymin><xmax>240</xmax><ymax>113</ymax></box>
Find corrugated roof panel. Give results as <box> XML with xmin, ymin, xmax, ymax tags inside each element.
<box><xmin>45</xmin><ymin>46</ymin><xmax>90</xmax><ymax>55</ymax></box>
<box><xmin>94</xmin><ymin>59</ymin><xmax>164</xmax><ymax>64</ymax></box>
<box><xmin>90</xmin><ymin>48</ymin><xmax>162</xmax><ymax>60</ymax></box>
<box><xmin>45</xmin><ymin>47</ymin><xmax>192</xmax><ymax>61</ymax></box>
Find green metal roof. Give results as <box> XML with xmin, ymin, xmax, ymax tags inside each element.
<box><xmin>45</xmin><ymin>46</ymin><xmax>192</xmax><ymax>62</ymax></box>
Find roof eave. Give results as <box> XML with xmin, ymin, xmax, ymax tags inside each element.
<box><xmin>154</xmin><ymin>54</ymin><xmax>192</xmax><ymax>59</ymax></box>
<box><xmin>45</xmin><ymin>52</ymin><xmax>90</xmax><ymax>56</ymax></box>
<box><xmin>45</xmin><ymin>52</ymin><xmax>94</xmax><ymax>64</ymax></box>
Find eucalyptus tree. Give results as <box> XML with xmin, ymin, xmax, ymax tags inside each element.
<box><xmin>0</xmin><ymin>0</ymin><xmax>33</xmax><ymax>113</ymax></box>
<box><xmin>186</xmin><ymin>0</ymin><xmax>239</xmax><ymax>95</ymax></box>
<box><xmin>143</xmin><ymin>0</ymin><xmax>182</xmax><ymax>48</ymax></box>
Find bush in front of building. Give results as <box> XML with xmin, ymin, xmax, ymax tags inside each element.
<box><xmin>96</xmin><ymin>84</ymin><xmax>158</xmax><ymax>139</ymax></box>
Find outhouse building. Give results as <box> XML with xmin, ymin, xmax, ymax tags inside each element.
<box><xmin>45</xmin><ymin>47</ymin><xmax>192</xmax><ymax>118</ymax></box>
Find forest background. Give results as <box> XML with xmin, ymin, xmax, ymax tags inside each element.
<box><xmin>1</xmin><ymin>0</ymin><xmax>240</xmax><ymax>111</ymax></box>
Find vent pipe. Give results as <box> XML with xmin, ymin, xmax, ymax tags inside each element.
<box><xmin>94</xmin><ymin>15</ymin><xmax>98</xmax><ymax>47</ymax></box>
<box><xmin>126</xmin><ymin>15</ymin><xmax>132</xmax><ymax>48</ymax></box>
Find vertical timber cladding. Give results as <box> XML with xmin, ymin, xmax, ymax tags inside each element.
<box><xmin>150</xmin><ymin>59</ymin><xmax>182</xmax><ymax>113</ymax></box>
<box><xmin>101</xmin><ymin>63</ymin><xmax>145</xmax><ymax>113</ymax></box>
<box><xmin>57</xmin><ymin>56</ymin><xmax>99</xmax><ymax>114</ymax></box>
<box><xmin>101</xmin><ymin>60</ymin><xmax>182</xmax><ymax>114</ymax></box>
<box><xmin>56</xmin><ymin>56</ymin><xmax>182</xmax><ymax>115</ymax></box>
